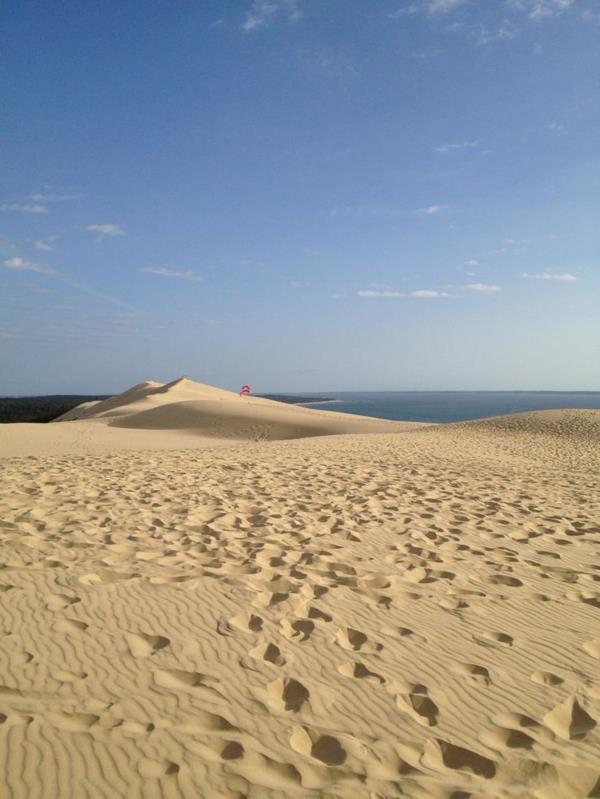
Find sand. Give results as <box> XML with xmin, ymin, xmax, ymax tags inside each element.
<box><xmin>0</xmin><ymin>379</ymin><xmax>599</xmax><ymax>798</ymax></box>
<box><xmin>0</xmin><ymin>378</ymin><xmax>424</xmax><ymax>459</ymax></box>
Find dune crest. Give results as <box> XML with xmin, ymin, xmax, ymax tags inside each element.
<box><xmin>47</xmin><ymin>376</ymin><xmax>429</xmax><ymax>447</ymax></box>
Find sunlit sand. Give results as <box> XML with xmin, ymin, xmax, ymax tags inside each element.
<box><xmin>1</xmin><ymin>379</ymin><xmax>599</xmax><ymax>798</ymax></box>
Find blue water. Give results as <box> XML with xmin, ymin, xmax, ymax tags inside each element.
<box><xmin>297</xmin><ymin>392</ymin><xmax>600</xmax><ymax>424</ymax></box>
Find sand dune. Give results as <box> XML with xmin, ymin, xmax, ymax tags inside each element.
<box><xmin>0</xmin><ymin>378</ymin><xmax>425</xmax><ymax>458</ymax></box>
<box><xmin>1</xmin><ymin>389</ymin><xmax>599</xmax><ymax>798</ymax></box>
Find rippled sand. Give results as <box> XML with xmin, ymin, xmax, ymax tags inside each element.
<box><xmin>1</xmin><ymin>394</ymin><xmax>599</xmax><ymax>798</ymax></box>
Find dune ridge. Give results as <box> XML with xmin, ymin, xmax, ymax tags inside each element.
<box><xmin>1</xmin><ymin>384</ymin><xmax>599</xmax><ymax>798</ymax></box>
<box><xmin>0</xmin><ymin>377</ymin><xmax>427</xmax><ymax>459</ymax></box>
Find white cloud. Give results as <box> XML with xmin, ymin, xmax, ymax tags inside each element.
<box><xmin>435</xmin><ymin>140</ymin><xmax>480</xmax><ymax>153</ymax></box>
<box><xmin>426</xmin><ymin>0</ymin><xmax>468</xmax><ymax>11</ymax></box>
<box><xmin>411</xmin><ymin>289</ymin><xmax>449</xmax><ymax>297</ymax></box>
<box><xmin>242</xmin><ymin>0</ymin><xmax>301</xmax><ymax>31</ymax></box>
<box><xmin>86</xmin><ymin>224</ymin><xmax>125</xmax><ymax>239</ymax></box>
<box><xmin>521</xmin><ymin>272</ymin><xmax>578</xmax><ymax>281</ymax></box>
<box><xmin>389</xmin><ymin>0</ymin><xmax>468</xmax><ymax>15</ymax></box>
<box><xmin>465</xmin><ymin>259</ymin><xmax>479</xmax><ymax>267</ymax></box>
<box><xmin>358</xmin><ymin>289</ymin><xmax>448</xmax><ymax>298</ymax></box>
<box><xmin>508</xmin><ymin>0</ymin><xmax>574</xmax><ymax>20</ymax></box>
<box><xmin>465</xmin><ymin>282</ymin><xmax>501</xmax><ymax>292</ymax></box>
<box><xmin>0</xmin><ymin>203</ymin><xmax>47</xmax><ymax>214</ymax></box>
<box><xmin>141</xmin><ymin>267</ymin><xmax>203</xmax><ymax>283</ymax></box>
<box><xmin>416</xmin><ymin>204</ymin><xmax>446</xmax><ymax>215</ymax></box>
<box><xmin>2</xmin><ymin>256</ymin><xmax>57</xmax><ymax>275</ymax></box>
<box><xmin>30</xmin><ymin>192</ymin><xmax>81</xmax><ymax>202</ymax></box>
<box><xmin>34</xmin><ymin>240</ymin><xmax>53</xmax><ymax>252</ymax></box>
<box><xmin>475</xmin><ymin>19</ymin><xmax>520</xmax><ymax>44</ymax></box>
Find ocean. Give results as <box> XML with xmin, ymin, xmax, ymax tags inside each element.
<box><xmin>297</xmin><ymin>391</ymin><xmax>600</xmax><ymax>424</ymax></box>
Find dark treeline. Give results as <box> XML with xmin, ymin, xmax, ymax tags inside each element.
<box><xmin>0</xmin><ymin>396</ymin><xmax>109</xmax><ymax>424</ymax></box>
<box><xmin>0</xmin><ymin>393</ymin><xmax>333</xmax><ymax>424</ymax></box>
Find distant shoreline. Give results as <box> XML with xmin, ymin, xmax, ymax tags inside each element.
<box><xmin>298</xmin><ymin>399</ymin><xmax>341</xmax><ymax>406</ymax></box>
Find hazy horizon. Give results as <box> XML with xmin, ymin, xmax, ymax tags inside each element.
<box><xmin>2</xmin><ymin>1</ymin><xmax>599</xmax><ymax>395</ymax></box>
<box><xmin>3</xmin><ymin>379</ymin><xmax>600</xmax><ymax>399</ymax></box>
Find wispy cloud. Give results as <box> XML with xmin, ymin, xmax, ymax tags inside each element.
<box><xmin>4</xmin><ymin>256</ymin><xmax>137</xmax><ymax>310</ymax></box>
<box><xmin>464</xmin><ymin>259</ymin><xmax>479</xmax><ymax>267</ymax></box>
<box><xmin>416</xmin><ymin>204</ymin><xmax>447</xmax><ymax>215</ymax></box>
<box><xmin>34</xmin><ymin>240</ymin><xmax>53</xmax><ymax>252</ymax></box>
<box><xmin>0</xmin><ymin>203</ymin><xmax>47</xmax><ymax>214</ymax></box>
<box><xmin>141</xmin><ymin>267</ymin><xmax>203</xmax><ymax>283</ymax></box>
<box><xmin>393</xmin><ymin>0</ymin><xmax>469</xmax><ymax>15</ymax></box>
<box><xmin>30</xmin><ymin>192</ymin><xmax>82</xmax><ymax>202</ymax></box>
<box><xmin>521</xmin><ymin>271</ymin><xmax>578</xmax><ymax>281</ymax></box>
<box><xmin>508</xmin><ymin>0</ymin><xmax>574</xmax><ymax>21</ymax></box>
<box><xmin>242</xmin><ymin>0</ymin><xmax>301</xmax><ymax>31</ymax></box>
<box><xmin>358</xmin><ymin>288</ymin><xmax>449</xmax><ymax>298</ymax></box>
<box><xmin>2</xmin><ymin>256</ymin><xmax>57</xmax><ymax>275</ymax></box>
<box><xmin>475</xmin><ymin>19</ymin><xmax>520</xmax><ymax>45</ymax></box>
<box><xmin>34</xmin><ymin>233</ymin><xmax>61</xmax><ymax>253</ymax></box>
<box><xmin>434</xmin><ymin>140</ymin><xmax>480</xmax><ymax>153</ymax></box>
<box><xmin>86</xmin><ymin>224</ymin><xmax>125</xmax><ymax>239</ymax></box>
<box><xmin>465</xmin><ymin>282</ymin><xmax>501</xmax><ymax>292</ymax></box>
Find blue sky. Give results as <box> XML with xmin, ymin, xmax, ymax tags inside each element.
<box><xmin>1</xmin><ymin>0</ymin><xmax>599</xmax><ymax>394</ymax></box>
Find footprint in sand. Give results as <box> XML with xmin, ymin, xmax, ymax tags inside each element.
<box><xmin>290</xmin><ymin>726</ymin><xmax>347</xmax><ymax>766</ymax></box>
<box><xmin>488</xmin><ymin>575</ymin><xmax>523</xmax><ymax>588</ymax></box>
<box><xmin>125</xmin><ymin>632</ymin><xmax>170</xmax><ymax>658</ymax></box>
<box><xmin>266</xmin><ymin>677</ymin><xmax>310</xmax><ymax>713</ymax></box>
<box><xmin>220</xmin><ymin>741</ymin><xmax>245</xmax><ymax>760</ymax></box>
<box><xmin>55</xmin><ymin>618</ymin><xmax>88</xmax><ymax>634</ymax></box>
<box><xmin>335</xmin><ymin>627</ymin><xmax>383</xmax><ymax>653</ymax></box>
<box><xmin>473</xmin><ymin>631</ymin><xmax>514</xmax><ymax>648</ymax></box>
<box><xmin>54</xmin><ymin>668</ymin><xmax>88</xmax><ymax>683</ymax></box>
<box><xmin>338</xmin><ymin>660</ymin><xmax>386</xmax><ymax>684</ymax></box>
<box><xmin>174</xmin><ymin>710</ymin><xmax>236</xmax><ymax>734</ymax></box>
<box><xmin>395</xmin><ymin>684</ymin><xmax>438</xmax><ymax>727</ymax></box>
<box><xmin>530</xmin><ymin>670</ymin><xmax>564</xmax><ymax>687</ymax></box>
<box><xmin>481</xmin><ymin>725</ymin><xmax>535</xmax><ymax>751</ymax></box>
<box><xmin>544</xmin><ymin>696</ymin><xmax>597</xmax><ymax>740</ymax></box>
<box><xmin>449</xmin><ymin>662</ymin><xmax>492</xmax><ymax>684</ymax></box>
<box><xmin>217</xmin><ymin>612</ymin><xmax>264</xmax><ymax>636</ymax></box>
<box><xmin>424</xmin><ymin>739</ymin><xmax>497</xmax><ymax>779</ymax></box>
<box><xmin>45</xmin><ymin>593</ymin><xmax>81</xmax><ymax>611</ymax></box>
<box><xmin>139</xmin><ymin>759</ymin><xmax>180</xmax><ymax>778</ymax></box>
<box><xmin>154</xmin><ymin>669</ymin><xmax>219</xmax><ymax>691</ymax></box>
<box><xmin>280</xmin><ymin>618</ymin><xmax>315</xmax><ymax>642</ymax></box>
<box><xmin>249</xmin><ymin>642</ymin><xmax>287</xmax><ymax>667</ymax></box>
<box><xmin>48</xmin><ymin>712</ymin><xmax>99</xmax><ymax>732</ymax></box>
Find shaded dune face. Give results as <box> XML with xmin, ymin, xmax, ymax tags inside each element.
<box><xmin>108</xmin><ymin>401</ymin><xmax>329</xmax><ymax>439</ymax></box>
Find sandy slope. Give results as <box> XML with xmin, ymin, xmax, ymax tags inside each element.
<box><xmin>0</xmin><ymin>378</ymin><xmax>425</xmax><ymax>459</ymax></box>
<box><xmin>1</xmin><ymin>396</ymin><xmax>599</xmax><ymax>798</ymax></box>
